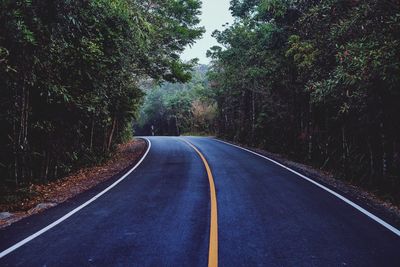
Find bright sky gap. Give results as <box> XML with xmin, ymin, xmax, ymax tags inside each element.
<box><xmin>181</xmin><ymin>0</ymin><xmax>234</xmax><ymax>64</ymax></box>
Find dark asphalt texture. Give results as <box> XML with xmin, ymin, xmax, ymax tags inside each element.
<box><xmin>1</xmin><ymin>136</ymin><xmax>399</xmax><ymax>266</ymax></box>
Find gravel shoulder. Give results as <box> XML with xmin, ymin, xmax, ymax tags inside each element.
<box><xmin>0</xmin><ymin>138</ymin><xmax>148</xmax><ymax>228</ymax></box>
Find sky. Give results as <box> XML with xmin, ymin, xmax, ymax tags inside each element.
<box><xmin>180</xmin><ymin>0</ymin><xmax>234</xmax><ymax>65</ymax></box>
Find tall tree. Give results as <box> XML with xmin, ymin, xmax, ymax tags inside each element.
<box><xmin>208</xmin><ymin>0</ymin><xmax>400</xmax><ymax>202</ymax></box>
<box><xmin>0</xmin><ymin>0</ymin><xmax>203</xmax><ymax>194</ymax></box>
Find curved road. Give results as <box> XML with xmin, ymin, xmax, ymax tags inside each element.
<box><xmin>0</xmin><ymin>137</ymin><xmax>399</xmax><ymax>266</ymax></box>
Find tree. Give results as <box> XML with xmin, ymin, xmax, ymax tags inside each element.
<box><xmin>208</xmin><ymin>0</ymin><xmax>400</xmax><ymax>202</ymax></box>
<box><xmin>137</xmin><ymin>65</ymin><xmax>216</xmax><ymax>136</ymax></box>
<box><xmin>0</xmin><ymin>0</ymin><xmax>203</xmax><ymax>195</ymax></box>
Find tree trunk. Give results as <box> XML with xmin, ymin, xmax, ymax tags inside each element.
<box><xmin>368</xmin><ymin>139</ymin><xmax>375</xmax><ymax>178</ymax></box>
<box><xmin>175</xmin><ymin>116</ymin><xmax>180</xmax><ymax>136</ymax></box>
<box><xmin>44</xmin><ymin>152</ymin><xmax>50</xmax><ymax>182</ymax></box>
<box><xmin>13</xmin><ymin>105</ymin><xmax>18</xmax><ymax>188</ymax></box>
<box><xmin>90</xmin><ymin>117</ymin><xmax>94</xmax><ymax>152</ymax></box>
<box><xmin>308</xmin><ymin>103</ymin><xmax>313</xmax><ymax>161</ymax></box>
<box><xmin>251</xmin><ymin>90</ymin><xmax>255</xmax><ymax>141</ymax></box>
<box><xmin>342</xmin><ymin>126</ymin><xmax>346</xmax><ymax>172</ymax></box>
<box><xmin>381</xmin><ymin>121</ymin><xmax>387</xmax><ymax>176</ymax></box>
<box><xmin>13</xmin><ymin>81</ymin><xmax>30</xmax><ymax>187</ymax></box>
<box><xmin>22</xmin><ymin>85</ymin><xmax>29</xmax><ymax>182</ymax></box>
<box><xmin>107</xmin><ymin>116</ymin><xmax>117</xmax><ymax>152</ymax></box>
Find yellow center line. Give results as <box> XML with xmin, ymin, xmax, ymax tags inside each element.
<box><xmin>182</xmin><ymin>139</ymin><xmax>218</xmax><ymax>267</ymax></box>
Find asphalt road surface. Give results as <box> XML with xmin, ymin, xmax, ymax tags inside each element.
<box><xmin>1</xmin><ymin>137</ymin><xmax>399</xmax><ymax>266</ymax></box>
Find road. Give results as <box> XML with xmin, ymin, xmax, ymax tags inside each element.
<box><xmin>1</xmin><ymin>137</ymin><xmax>399</xmax><ymax>266</ymax></box>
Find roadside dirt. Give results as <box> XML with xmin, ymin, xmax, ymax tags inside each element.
<box><xmin>0</xmin><ymin>138</ymin><xmax>147</xmax><ymax>228</ymax></box>
<box><xmin>223</xmin><ymin>139</ymin><xmax>400</xmax><ymax>227</ymax></box>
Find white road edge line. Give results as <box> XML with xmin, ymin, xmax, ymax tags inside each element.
<box><xmin>0</xmin><ymin>138</ymin><xmax>152</xmax><ymax>259</ymax></box>
<box><xmin>215</xmin><ymin>138</ymin><xmax>400</xmax><ymax>237</ymax></box>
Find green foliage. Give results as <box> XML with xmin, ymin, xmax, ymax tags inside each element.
<box><xmin>286</xmin><ymin>35</ymin><xmax>318</xmax><ymax>70</ymax></box>
<box><xmin>0</xmin><ymin>0</ymin><xmax>203</xmax><ymax>191</ymax></box>
<box><xmin>137</xmin><ymin>65</ymin><xmax>216</xmax><ymax>136</ymax></box>
<box><xmin>209</xmin><ymin>0</ymin><xmax>400</xmax><ymax>202</ymax></box>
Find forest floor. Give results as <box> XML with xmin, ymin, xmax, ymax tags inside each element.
<box><xmin>221</xmin><ymin>139</ymin><xmax>400</xmax><ymax>227</ymax></box>
<box><xmin>0</xmin><ymin>138</ymin><xmax>147</xmax><ymax>228</ymax></box>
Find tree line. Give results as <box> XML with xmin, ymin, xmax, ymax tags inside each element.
<box><xmin>207</xmin><ymin>0</ymin><xmax>400</xmax><ymax>201</ymax></box>
<box><xmin>137</xmin><ymin>65</ymin><xmax>216</xmax><ymax>136</ymax></box>
<box><xmin>0</xmin><ymin>0</ymin><xmax>203</xmax><ymax>194</ymax></box>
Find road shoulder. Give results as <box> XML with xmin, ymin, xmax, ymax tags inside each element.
<box><xmin>0</xmin><ymin>138</ymin><xmax>148</xmax><ymax>229</ymax></box>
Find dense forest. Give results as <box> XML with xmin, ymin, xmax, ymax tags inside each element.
<box><xmin>207</xmin><ymin>0</ymin><xmax>400</xmax><ymax>201</ymax></box>
<box><xmin>0</xmin><ymin>0</ymin><xmax>203</xmax><ymax>195</ymax></box>
<box><xmin>137</xmin><ymin>65</ymin><xmax>216</xmax><ymax>136</ymax></box>
<box><xmin>1</xmin><ymin>0</ymin><xmax>400</xmax><ymax>204</ymax></box>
